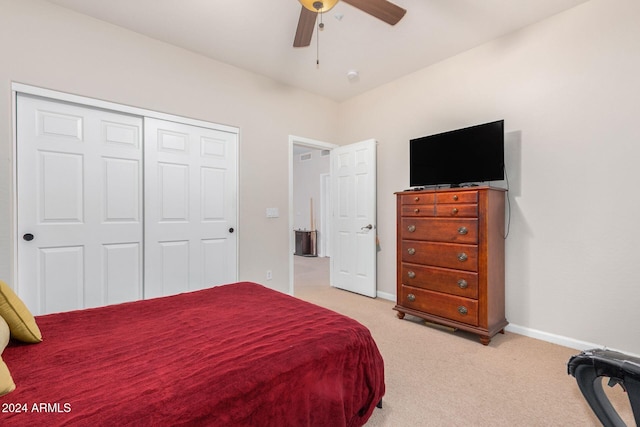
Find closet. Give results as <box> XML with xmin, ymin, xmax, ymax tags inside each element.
<box><xmin>16</xmin><ymin>92</ymin><xmax>238</xmax><ymax>315</ymax></box>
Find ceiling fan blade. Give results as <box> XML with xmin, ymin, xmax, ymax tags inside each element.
<box><xmin>293</xmin><ymin>6</ymin><xmax>317</xmax><ymax>47</ymax></box>
<box><xmin>342</xmin><ymin>0</ymin><xmax>407</xmax><ymax>25</ymax></box>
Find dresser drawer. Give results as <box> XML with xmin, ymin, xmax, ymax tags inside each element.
<box><xmin>400</xmin><ymin>285</ymin><xmax>479</xmax><ymax>326</ymax></box>
<box><xmin>401</xmin><ymin>205</ymin><xmax>435</xmax><ymax>217</ymax></box>
<box><xmin>401</xmin><ymin>193</ymin><xmax>435</xmax><ymax>205</ymax></box>
<box><xmin>436</xmin><ymin>191</ymin><xmax>478</xmax><ymax>204</ymax></box>
<box><xmin>435</xmin><ymin>203</ymin><xmax>478</xmax><ymax>217</ymax></box>
<box><xmin>401</xmin><ymin>218</ymin><xmax>478</xmax><ymax>244</ymax></box>
<box><xmin>400</xmin><ymin>263</ymin><xmax>478</xmax><ymax>298</ymax></box>
<box><xmin>401</xmin><ymin>241</ymin><xmax>478</xmax><ymax>272</ymax></box>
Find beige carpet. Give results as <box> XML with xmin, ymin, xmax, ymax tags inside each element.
<box><xmin>293</xmin><ymin>256</ymin><xmax>634</xmax><ymax>427</ymax></box>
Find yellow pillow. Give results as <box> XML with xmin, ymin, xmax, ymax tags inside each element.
<box><xmin>0</xmin><ymin>316</ymin><xmax>16</xmax><ymax>396</ymax></box>
<box><xmin>0</xmin><ymin>280</ymin><xmax>42</xmax><ymax>343</ymax></box>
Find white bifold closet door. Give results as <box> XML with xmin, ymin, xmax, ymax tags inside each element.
<box><xmin>143</xmin><ymin>118</ymin><xmax>237</xmax><ymax>299</ymax></box>
<box><xmin>16</xmin><ymin>94</ymin><xmax>237</xmax><ymax>315</ymax></box>
<box><xmin>17</xmin><ymin>94</ymin><xmax>144</xmax><ymax>315</ymax></box>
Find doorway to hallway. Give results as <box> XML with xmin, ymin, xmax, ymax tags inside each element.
<box><xmin>291</xmin><ymin>142</ymin><xmax>331</xmax><ymax>292</ymax></box>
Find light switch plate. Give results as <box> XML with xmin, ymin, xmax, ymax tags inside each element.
<box><xmin>266</xmin><ymin>208</ymin><xmax>279</xmax><ymax>218</ymax></box>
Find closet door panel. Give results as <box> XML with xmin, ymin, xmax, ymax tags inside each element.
<box><xmin>144</xmin><ymin>118</ymin><xmax>237</xmax><ymax>299</ymax></box>
<box><xmin>103</xmin><ymin>243</ymin><xmax>141</xmax><ymax>304</ymax></box>
<box><xmin>17</xmin><ymin>94</ymin><xmax>143</xmax><ymax>315</ymax></box>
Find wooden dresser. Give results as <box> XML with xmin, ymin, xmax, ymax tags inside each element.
<box><xmin>394</xmin><ymin>186</ymin><xmax>507</xmax><ymax>345</ymax></box>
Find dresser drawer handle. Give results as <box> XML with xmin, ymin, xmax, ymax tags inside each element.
<box><xmin>458</xmin><ymin>226</ymin><xmax>468</xmax><ymax>235</ymax></box>
<box><xmin>407</xmin><ymin>293</ymin><xmax>416</xmax><ymax>302</ymax></box>
<box><xmin>452</xmin><ymin>208</ymin><xmax>459</xmax><ymax>215</ymax></box>
<box><xmin>414</xmin><ymin>197</ymin><xmax>420</xmax><ymax>202</ymax></box>
<box><xmin>457</xmin><ymin>252</ymin><xmax>468</xmax><ymax>262</ymax></box>
<box><xmin>414</xmin><ymin>208</ymin><xmax>420</xmax><ymax>214</ymax></box>
<box><xmin>407</xmin><ymin>248</ymin><xmax>416</xmax><ymax>255</ymax></box>
<box><xmin>453</xmin><ymin>195</ymin><xmax>459</xmax><ymax>201</ymax></box>
<box><xmin>458</xmin><ymin>306</ymin><xmax>468</xmax><ymax>315</ymax></box>
<box><xmin>407</xmin><ymin>271</ymin><xmax>416</xmax><ymax>279</ymax></box>
<box><xmin>457</xmin><ymin>279</ymin><xmax>468</xmax><ymax>289</ymax></box>
<box><xmin>407</xmin><ymin>225</ymin><xmax>416</xmax><ymax>233</ymax></box>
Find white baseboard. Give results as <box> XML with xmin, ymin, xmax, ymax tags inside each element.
<box><xmin>375</xmin><ymin>291</ymin><xmax>639</xmax><ymax>357</ymax></box>
<box><xmin>376</xmin><ymin>290</ymin><xmax>395</xmax><ymax>301</ymax></box>
<box><xmin>505</xmin><ymin>323</ymin><xmax>640</xmax><ymax>358</ymax></box>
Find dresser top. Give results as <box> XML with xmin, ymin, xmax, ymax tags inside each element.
<box><xmin>396</xmin><ymin>185</ymin><xmax>507</xmax><ymax>195</ymax></box>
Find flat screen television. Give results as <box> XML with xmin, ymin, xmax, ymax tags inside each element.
<box><xmin>409</xmin><ymin>120</ymin><xmax>504</xmax><ymax>188</ymax></box>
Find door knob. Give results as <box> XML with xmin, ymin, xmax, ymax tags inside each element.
<box><xmin>361</xmin><ymin>224</ymin><xmax>373</xmax><ymax>230</ymax></box>
<box><xmin>228</xmin><ymin>228</ymin><xmax>235</xmax><ymax>233</ymax></box>
<box><xmin>23</xmin><ymin>233</ymin><xmax>34</xmax><ymax>241</ymax></box>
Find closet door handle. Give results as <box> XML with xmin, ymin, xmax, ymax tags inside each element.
<box><xmin>23</xmin><ymin>233</ymin><xmax>34</xmax><ymax>241</ymax></box>
<box><xmin>228</xmin><ymin>228</ymin><xmax>235</xmax><ymax>233</ymax></box>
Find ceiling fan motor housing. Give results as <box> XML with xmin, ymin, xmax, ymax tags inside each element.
<box><xmin>294</xmin><ymin>0</ymin><xmax>406</xmax><ymax>48</ymax></box>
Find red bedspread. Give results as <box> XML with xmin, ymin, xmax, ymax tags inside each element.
<box><xmin>1</xmin><ymin>282</ymin><xmax>384</xmax><ymax>426</ymax></box>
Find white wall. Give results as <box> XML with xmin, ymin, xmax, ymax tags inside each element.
<box><xmin>0</xmin><ymin>0</ymin><xmax>338</xmax><ymax>293</ymax></box>
<box><xmin>338</xmin><ymin>0</ymin><xmax>640</xmax><ymax>355</ymax></box>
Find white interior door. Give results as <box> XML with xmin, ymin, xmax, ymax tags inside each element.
<box><xmin>144</xmin><ymin>118</ymin><xmax>237</xmax><ymax>298</ymax></box>
<box><xmin>17</xmin><ymin>94</ymin><xmax>143</xmax><ymax>315</ymax></box>
<box><xmin>330</xmin><ymin>139</ymin><xmax>377</xmax><ymax>297</ymax></box>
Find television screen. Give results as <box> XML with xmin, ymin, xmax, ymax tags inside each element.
<box><xmin>409</xmin><ymin>120</ymin><xmax>504</xmax><ymax>187</ymax></box>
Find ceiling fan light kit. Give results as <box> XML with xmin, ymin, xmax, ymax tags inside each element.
<box><xmin>299</xmin><ymin>0</ymin><xmax>339</xmax><ymax>13</ymax></box>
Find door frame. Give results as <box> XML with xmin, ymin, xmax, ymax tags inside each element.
<box><xmin>11</xmin><ymin>82</ymin><xmax>240</xmax><ymax>293</ymax></box>
<box><xmin>319</xmin><ymin>172</ymin><xmax>330</xmax><ymax>258</ymax></box>
<box><xmin>288</xmin><ymin>135</ymin><xmax>338</xmax><ymax>295</ymax></box>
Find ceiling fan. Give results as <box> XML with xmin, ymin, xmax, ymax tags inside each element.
<box><xmin>293</xmin><ymin>0</ymin><xmax>407</xmax><ymax>47</ymax></box>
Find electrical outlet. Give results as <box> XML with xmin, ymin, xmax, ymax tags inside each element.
<box><xmin>266</xmin><ymin>270</ymin><xmax>272</xmax><ymax>280</ymax></box>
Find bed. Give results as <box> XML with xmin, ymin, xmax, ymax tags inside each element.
<box><xmin>0</xmin><ymin>282</ymin><xmax>385</xmax><ymax>426</ymax></box>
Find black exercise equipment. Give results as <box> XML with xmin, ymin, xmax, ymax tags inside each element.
<box><xmin>568</xmin><ymin>348</ymin><xmax>640</xmax><ymax>426</ymax></box>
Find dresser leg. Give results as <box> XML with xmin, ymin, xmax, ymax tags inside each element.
<box><xmin>480</xmin><ymin>336</ymin><xmax>491</xmax><ymax>346</ymax></box>
<box><xmin>396</xmin><ymin>311</ymin><xmax>405</xmax><ymax>319</ymax></box>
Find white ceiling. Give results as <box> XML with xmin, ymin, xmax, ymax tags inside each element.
<box><xmin>45</xmin><ymin>0</ymin><xmax>589</xmax><ymax>102</ymax></box>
